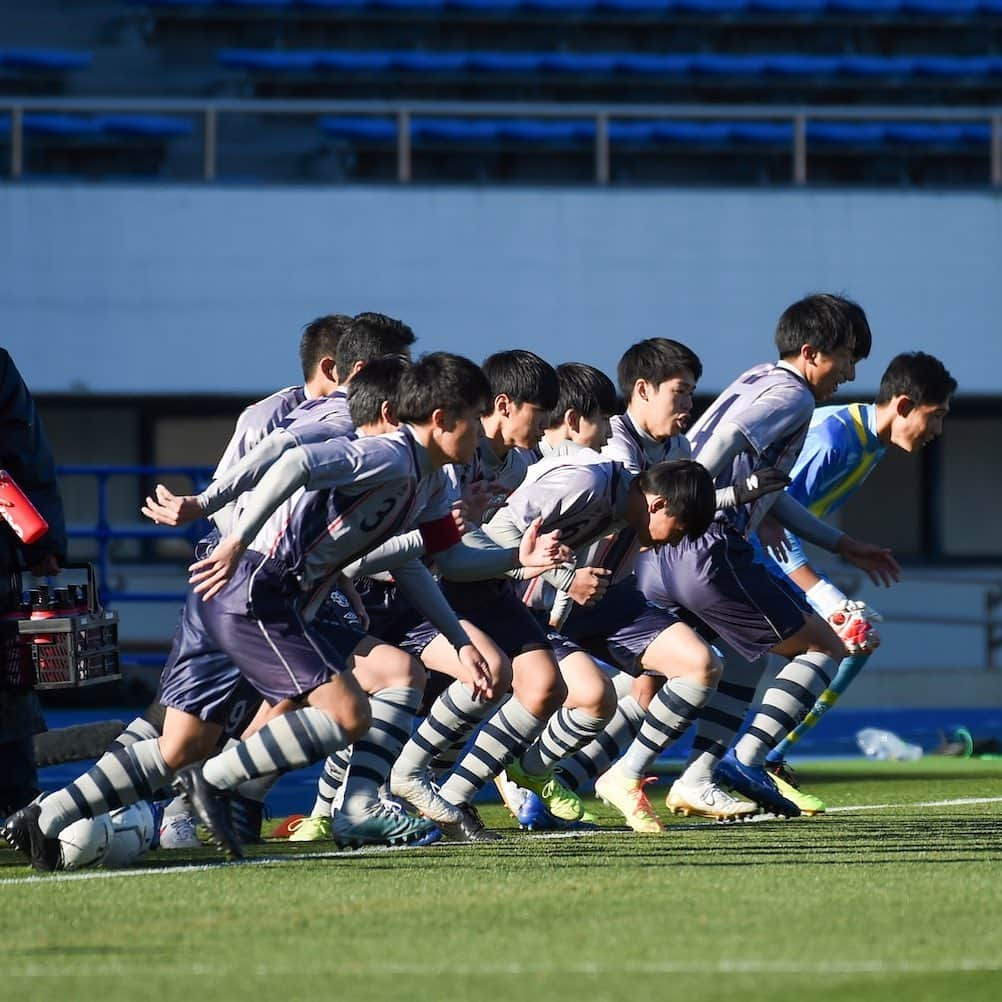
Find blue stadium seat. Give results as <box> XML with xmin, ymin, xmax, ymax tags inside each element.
<box><xmin>748</xmin><ymin>1</ymin><xmax>828</xmax><ymax>12</ymax></box>
<box><xmin>0</xmin><ymin>48</ymin><xmax>92</xmax><ymax>71</ymax></box>
<box><xmin>371</xmin><ymin>0</ymin><xmax>447</xmax><ymax>9</ymax></box>
<box><xmin>618</xmin><ymin>53</ymin><xmax>693</xmax><ymax>73</ymax></box>
<box><xmin>807</xmin><ymin>121</ymin><xmax>885</xmax><ymax>143</ymax></box>
<box><xmin>391</xmin><ymin>51</ymin><xmax>469</xmax><ymax>70</ymax></box>
<box><xmin>522</xmin><ymin>0</ymin><xmax>600</xmax><ymax>11</ymax></box>
<box><xmin>824</xmin><ymin>1</ymin><xmax>903</xmax><ymax>11</ymax></box>
<box><xmin>413</xmin><ymin>116</ymin><xmax>501</xmax><ymax>140</ymax></box>
<box><xmin>94</xmin><ymin>115</ymin><xmax>194</xmax><ymax>137</ymax></box>
<box><xmin>316</xmin><ymin>50</ymin><xmax>395</xmax><ymax>70</ymax></box>
<box><xmin>218</xmin><ymin>49</ymin><xmax>322</xmax><ymax>70</ymax></box>
<box><xmin>910</xmin><ymin>55</ymin><xmax>994</xmax><ymax>76</ymax></box>
<box><xmin>21</xmin><ymin>114</ymin><xmax>102</xmax><ymax>136</ymax></box>
<box><xmin>319</xmin><ymin>115</ymin><xmax>397</xmax><ymax>139</ymax></box>
<box><xmin>883</xmin><ymin>122</ymin><xmax>975</xmax><ymax>143</ymax></box>
<box><xmin>671</xmin><ymin>1</ymin><xmax>755</xmax><ymax>12</ymax></box>
<box><xmin>466</xmin><ymin>51</ymin><xmax>543</xmax><ymax>71</ymax></box>
<box><xmin>607</xmin><ymin>120</ymin><xmax>658</xmax><ymax>142</ymax></box>
<box><xmin>649</xmin><ymin>120</ymin><xmax>732</xmax><ymax>141</ymax></box>
<box><xmin>727</xmin><ymin>121</ymin><xmax>792</xmax><ymax>142</ymax></box>
<box><xmin>899</xmin><ymin>1</ymin><xmax>979</xmax><ymax>14</ymax></box>
<box><xmin>444</xmin><ymin>0</ymin><xmax>524</xmax><ymax>10</ymax></box>
<box><xmin>762</xmin><ymin>53</ymin><xmax>840</xmax><ymax>74</ymax></box>
<box><xmin>494</xmin><ymin>118</ymin><xmax>594</xmax><ymax>141</ymax></box>
<box><xmin>598</xmin><ymin>0</ymin><xmax>673</xmax><ymax>12</ymax></box>
<box><xmin>541</xmin><ymin>52</ymin><xmax>621</xmax><ymax>72</ymax></box>
<box><xmin>838</xmin><ymin>54</ymin><xmax>915</xmax><ymax>75</ymax></box>
<box><xmin>690</xmin><ymin>53</ymin><xmax>768</xmax><ymax>74</ymax></box>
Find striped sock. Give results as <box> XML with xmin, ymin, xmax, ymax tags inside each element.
<box><xmin>438</xmin><ymin>698</ymin><xmax>545</xmax><ymax>807</ymax></box>
<box><xmin>556</xmin><ymin>695</ymin><xmax>646</xmax><ymax>791</ymax></box>
<box><xmin>735</xmin><ymin>651</ymin><xmax>835</xmax><ymax>767</ymax></box>
<box><xmin>519</xmin><ymin>708</ymin><xmax>608</xmax><ymax>778</ymax></box>
<box><xmin>619</xmin><ymin>678</ymin><xmax>715</xmax><ymax>779</ymax></box>
<box><xmin>310</xmin><ymin>747</ymin><xmax>352</xmax><ymax>816</ymax></box>
<box><xmin>768</xmin><ymin>654</ymin><xmax>870</xmax><ymax>762</ymax></box>
<box><xmin>37</xmin><ymin>738</ymin><xmax>172</xmax><ymax>837</ymax></box>
<box><xmin>394</xmin><ymin>680</ymin><xmax>497</xmax><ymax>780</ymax></box>
<box><xmin>681</xmin><ymin>658</ymin><xmax>763</xmax><ymax>786</ymax></box>
<box><xmin>201</xmin><ymin>707</ymin><xmax>349</xmax><ymax>791</ymax></box>
<box><xmin>114</xmin><ymin>715</ymin><xmax>162</xmax><ymax>747</ymax></box>
<box><xmin>340</xmin><ymin>687</ymin><xmax>421</xmax><ymax>819</ymax></box>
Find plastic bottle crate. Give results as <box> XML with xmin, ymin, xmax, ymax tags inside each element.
<box><xmin>15</xmin><ymin>611</ymin><xmax>121</xmax><ymax>690</ymax></box>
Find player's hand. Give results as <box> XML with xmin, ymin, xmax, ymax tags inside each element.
<box><xmin>450</xmin><ymin>500</ymin><xmax>468</xmax><ymax>537</ymax></box>
<box><xmin>828</xmin><ymin>600</ymin><xmax>882</xmax><ymax>654</ymax></box>
<box><xmin>26</xmin><ymin>553</ymin><xmax>61</xmax><ymax>577</ymax></box>
<box><xmin>457</xmin><ymin>643</ymin><xmax>494</xmax><ymax>702</ymax></box>
<box><xmin>756</xmin><ymin>514</ymin><xmax>789</xmax><ymax>563</ymax></box>
<box><xmin>188</xmin><ymin>535</ymin><xmax>247</xmax><ymax>601</ymax></box>
<box><xmin>463</xmin><ymin>479</ymin><xmax>507</xmax><ymax>525</ymax></box>
<box><xmin>568</xmin><ymin>566</ymin><xmax>611</xmax><ymax>607</ymax></box>
<box><xmin>518</xmin><ymin>516</ymin><xmax>572</xmax><ymax>569</ymax></box>
<box><xmin>837</xmin><ymin>536</ymin><xmax>901</xmax><ymax>587</ymax></box>
<box><xmin>732</xmin><ymin>468</ymin><xmax>791</xmax><ymax>506</ymax></box>
<box><xmin>142</xmin><ymin>484</ymin><xmax>204</xmax><ymax>527</ymax></box>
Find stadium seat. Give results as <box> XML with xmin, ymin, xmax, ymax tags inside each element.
<box><xmin>319</xmin><ymin>115</ymin><xmax>397</xmax><ymax>139</ymax></box>
<box><xmin>93</xmin><ymin>115</ymin><xmax>194</xmax><ymax>137</ymax></box>
<box><xmin>0</xmin><ymin>49</ymin><xmax>92</xmax><ymax>71</ymax></box>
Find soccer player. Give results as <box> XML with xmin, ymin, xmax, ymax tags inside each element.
<box><xmin>636</xmin><ymin>294</ymin><xmax>901</xmax><ymax>821</ymax></box>
<box><xmin>756</xmin><ymin>351</ymin><xmax>956</xmax><ymax>813</ymax></box>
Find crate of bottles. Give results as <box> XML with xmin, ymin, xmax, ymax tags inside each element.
<box><xmin>1</xmin><ymin>564</ymin><xmax>120</xmax><ymax>691</ymax></box>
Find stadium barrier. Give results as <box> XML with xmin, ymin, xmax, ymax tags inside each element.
<box><xmin>4</xmin><ymin>97</ymin><xmax>1002</xmax><ymax>183</ymax></box>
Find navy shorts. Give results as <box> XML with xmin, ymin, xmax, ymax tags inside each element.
<box><xmin>537</xmin><ymin>578</ymin><xmax>679</xmax><ymax>677</ymax></box>
<box><xmin>410</xmin><ymin>579</ymin><xmax>549</xmax><ymax>660</ymax></box>
<box><xmin>200</xmin><ymin>563</ymin><xmax>367</xmax><ymax>705</ymax></box>
<box><xmin>157</xmin><ymin>591</ymin><xmax>264</xmax><ymax>731</ymax></box>
<box><xmin>635</xmin><ymin>522</ymin><xmax>811</xmax><ymax>662</ymax></box>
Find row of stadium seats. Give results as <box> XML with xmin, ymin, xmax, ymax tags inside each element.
<box><xmin>144</xmin><ymin>0</ymin><xmax>1002</xmax><ymax>16</ymax></box>
<box><xmin>0</xmin><ymin>114</ymin><xmax>193</xmax><ymax>138</ymax></box>
<box><xmin>320</xmin><ymin>115</ymin><xmax>996</xmax><ymax>144</ymax></box>
<box><xmin>0</xmin><ymin>49</ymin><xmax>92</xmax><ymax>71</ymax></box>
<box><xmin>220</xmin><ymin>49</ymin><xmax>1002</xmax><ymax>76</ymax></box>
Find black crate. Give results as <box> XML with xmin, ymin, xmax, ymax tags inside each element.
<box><xmin>17</xmin><ymin>611</ymin><xmax>121</xmax><ymax>690</ymax></box>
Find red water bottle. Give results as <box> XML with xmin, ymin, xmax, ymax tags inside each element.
<box><xmin>0</xmin><ymin>470</ymin><xmax>49</xmax><ymax>545</ymax></box>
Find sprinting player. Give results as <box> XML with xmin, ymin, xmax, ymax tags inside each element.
<box><xmin>537</xmin><ymin>343</ymin><xmax>786</xmax><ymax>828</ymax></box>
<box><xmin>756</xmin><ymin>351</ymin><xmax>956</xmax><ymax>812</ymax></box>
<box><xmin>635</xmin><ymin>294</ymin><xmax>901</xmax><ymax>821</ymax></box>
<box><xmin>2</xmin><ymin>353</ymin><xmax>562</xmax><ymax>868</ymax></box>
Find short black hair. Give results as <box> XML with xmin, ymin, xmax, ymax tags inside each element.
<box><xmin>335</xmin><ymin>312</ymin><xmax>416</xmax><ymax>382</ymax></box>
<box><xmin>638</xmin><ymin>459</ymin><xmax>716</xmax><ymax>541</ymax></box>
<box><xmin>347</xmin><ymin>355</ymin><xmax>410</xmax><ymax>427</ymax></box>
<box><xmin>617</xmin><ymin>339</ymin><xmax>703</xmax><ymax>401</ymax></box>
<box><xmin>875</xmin><ymin>352</ymin><xmax>956</xmax><ymax>407</ymax></box>
<box><xmin>396</xmin><ymin>352</ymin><xmax>491</xmax><ymax>424</ymax></box>
<box><xmin>774</xmin><ymin>294</ymin><xmax>872</xmax><ymax>362</ymax></box>
<box><xmin>299</xmin><ymin>314</ymin><xmax>352</xmax><ymax>381</ymax></box>
<box><xmin>545</xmin><ymin>363</ymin><xmax>620</xmax><ymax>429</ymax></box>
<box><xmin>481</xmin><ymin>350</ymin><xmax>559</xmax><ymax>414</ymax></box>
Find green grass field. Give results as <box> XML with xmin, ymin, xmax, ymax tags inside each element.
<box><xmin>3</xmin><ymin>758</ymin><xmax>1001</xmax><ymax>1002</ymax></box>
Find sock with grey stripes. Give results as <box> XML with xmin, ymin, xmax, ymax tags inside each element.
<box><xmin>340</xmin><ymin>687</ymin><xmax>421</xmax><ymax>819</ymax></box>
<box><xmin>393</xmin><ymin>680</ymin><xmax>499</xmax><ymax>781</ymax></box>
<box><xmin>680</xmin><ymin>658</ymin><xmax>763</xmax><ymax>786</ymax></box>
<box><xmin>310</xmin><ymin>746</ymin><xmax>352</xmax><ymax>816</ymax></box>
<box><xmin>201</xmin><ymin>706</ymin><xmax>350</xmax><ymax>791</ymax></box>
<box><xmin>519</xmin><ymin>708</ymin><xmax>609</xmax><ymax>778</ymax></box>
<box><xmin>438</xmin><ymin>697</ymin><xmax>545</xmax><ymax>807</ymax></box>
<box><xmin>735</xmin><ymin>651</ymin><xmax>835</xmax><ymax>768</ymax></box>
<box><xmin>619</xmin><ymin>678</ymin><xmax>715</xmax><ymax>780</ymax></box>
<box><xmin>556</xmin><ymin>695</ymin><xmax>646</xmax><ymax>791</ymax></box>
<box><xmin>113</xmin><ymin>715</ymin><xmax>162</xmax><ymax>748</ymax></box>
<box><xmin>37</xmin><ymin>738</ymin><xmax>172</xmax><ymax>837</ymax></box>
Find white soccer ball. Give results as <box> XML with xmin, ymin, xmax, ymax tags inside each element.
<box><xmin>58</xmin><ymin>814</ymin><xmax>115</xmax><ymax>870</ymax></box>
<box><xmin>103</xmin><ymin>802</ymin><xmax>156</xmax><ymax>868</ymax></box>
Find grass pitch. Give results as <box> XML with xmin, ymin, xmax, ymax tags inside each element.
<box><xmin>2</xmin><ymin>758</ymin><xmax>1000</xmax><ymax>1002</ymax></box>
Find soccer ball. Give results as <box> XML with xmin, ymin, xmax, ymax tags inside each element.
<box><xmin>57</xmin><ymin>814</ymin><xmax>115</xmax><ymax>870</ymax></box>
<box><xmin>103</xmin><ymin>802</ymin><xmax>156</xmax><ymax>868</ymax></box>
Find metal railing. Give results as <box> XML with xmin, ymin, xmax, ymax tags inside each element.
<box><xmin>4</xmin><ymin>97</ymin><xmax>1002</xmax><ymax>185</ymax></box>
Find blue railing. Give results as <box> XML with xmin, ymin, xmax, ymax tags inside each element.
<box><xmin>58</xmin><ymin>464</ymin><xmax>214</xmax><ymax>607</ymax></box>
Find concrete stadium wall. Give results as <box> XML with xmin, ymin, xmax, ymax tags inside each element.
<box><xmin>2</xmin><ymin>183</ymin><xmax>1001</xmax><ymax>397</ymax></box>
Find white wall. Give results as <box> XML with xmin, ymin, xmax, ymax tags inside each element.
<box><xmin>2</xmin><ymin>184</ymin><xmax>1000</xmax><ymax>396</ymax></box>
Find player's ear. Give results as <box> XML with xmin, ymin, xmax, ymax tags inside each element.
<box><xmin>634</xmin><ymin>379</ymin><xmax>649</xmax><ymax>402</ymax></box>
<box><xmin>896</xmin><ymin>395</ymin><xmax>915</xmax><ymax>418</ymax></box>
<box><xmin>566</xmin><ymin>408</ymin><xmax>580</xmax><ymax>432</ymax></box>
<box><xmin>494</xmin><ymin>393</ymin><xmax>510</xmax><ymax>417</ymax></box>
<box><xmin>648</xmin><ymin>495</ymin><xmax>668</xmax><ymax>515</ymax></box>
<box><xmin>318</xmin><ymin>356</ymin><xmax>337</xmax><ymax>384</ymax></box>
<box><xmin>381</xmin><ymin>401</ymin><xmax>398</xmax><ymax>427</ymax></box>
<box><xmin>430</xmin><ymin>406</ymin><xmax>448</xmax><ymax>432</ymax></box>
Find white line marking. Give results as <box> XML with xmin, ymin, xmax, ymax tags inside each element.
<box><xmin>2</xmin><ymin>794</ymin><xmax>999</xmax><ymax>887</ymax></box>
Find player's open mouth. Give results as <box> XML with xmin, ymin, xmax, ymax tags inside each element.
<box><xmin>675</xmin><ymin>414</ymin><xmax>691</xmax><ymax>430</ymax></box>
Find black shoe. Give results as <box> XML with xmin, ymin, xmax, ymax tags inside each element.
<box><xmin>2</xmin><ymin>803</ymin><xmax>61</xmax><ymax>871</ymax></box>
<box><xmin>438</xmin><ymin>803</ymin><xmax>502</xmax><ymax>843</ymax></box>
<box><xmin>173</xmin><ymin>767</ymin><xmax>244</xmax><ymax>859</ymax></box>
<box><xmin>765</xmin><ymin>758</ymin><xmax>801</xmax><ymax>790</ymax></box>
<box><xmin>228</xmin><ymin>794</ymin><xmax>266</xmax><ymax>845</ymax></box>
